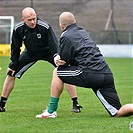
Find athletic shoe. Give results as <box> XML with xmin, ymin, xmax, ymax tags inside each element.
<box><xmin>71</xmin><ymin>104</ymin><xmax>83</xmax><ymax>113</ymax></box>
<box><xmin>36</xmin><ymin>109</ymin><xmax>57</xmax><ymax>118</ymax></box>
<box><xmin>0</xmin><ymin>107</ymin><xmax>6</xmax><ymax>112</ymax></box>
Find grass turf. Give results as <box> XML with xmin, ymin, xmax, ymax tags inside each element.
<box><xmin>0</xmin><ymin>57</ymin><xmax>132</xmax><ymax>133</ymax></box>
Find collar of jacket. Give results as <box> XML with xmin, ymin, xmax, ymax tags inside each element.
<box><xmin>63</xmin><ymin>23</ymin><xmax>77</xmax><ymax>32</ymax></box>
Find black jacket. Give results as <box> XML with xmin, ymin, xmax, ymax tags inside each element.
<box><xmin>59</xmin><ymin>23</ymin><xmax>111</xmax><ymax>73</ymax></box>
<box><xmin>9</xmin><ymin>17</ymin><xmax>58</xmax><ymax>70</ymax></box>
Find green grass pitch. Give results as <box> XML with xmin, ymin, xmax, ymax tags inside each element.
<box><xmin>0</xmin><ymin>57</ymin><xmax>133</xmax><ymax>133</ymax></box>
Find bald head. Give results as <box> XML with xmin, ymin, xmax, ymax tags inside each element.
<box><xmin>22</xmin><ymin>7</ymin><xmax>37</xmax><ymax>28</ymax></box>
<box><xmin>22</xmin><ymin>7</ymin><xmax>36</xmax><ymax>19</ymax></box>
<box><xmin>59</xmin><ymin>12</ymin><xmax>76</xmax><ymax>31</ymax></box>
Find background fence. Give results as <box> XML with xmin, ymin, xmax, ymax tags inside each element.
<box><xmin>90</xmin><ymin>30</ymin><xmax>133</xmax><ymax>44</ymax></box>
<box><xmin>0</xmin><ymin>30</ymin><xmax>132</xmax><ymax>44</ymax></box>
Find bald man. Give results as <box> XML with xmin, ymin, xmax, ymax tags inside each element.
<box><xmin>36</xmin><ymin>12</ymin><xmax>133</xmax><ymax>118</ymax></box>
<box><xmin>0</xmin><ymin>8</ymin><xmax>82</xmax><ymax>113</ymax></box>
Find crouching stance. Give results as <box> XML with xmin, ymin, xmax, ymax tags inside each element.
<box><xmin>36</xmin><ymin>12</ymin><xmax>133</xmax><ymax>118</ymax></box>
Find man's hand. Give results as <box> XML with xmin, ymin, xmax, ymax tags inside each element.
<box><xmin>54</xmin><ymin>55</ymin><xmax>66</xmax><ymax>66</ymax></box>
<box><xmin>6</xmin><ymin>68</ymin><xmax>15</xmax><ymax>77</ymax></box>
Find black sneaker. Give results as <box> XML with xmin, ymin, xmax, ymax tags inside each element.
<box><xmin>71</xmin><ymin>104</ymin><xmax>83</xmax><ymax>113</ymax></box>
<box><xmin>0</xmin><ymin>107</ymin><xmax>6</xmax><ymax>112</ymax></box>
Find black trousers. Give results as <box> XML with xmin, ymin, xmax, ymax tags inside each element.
<box><xmin>57</xmin><ymin>66</ymin><xmax>122</xmax><ymax>116</ymax></box>
<box><xmin>11</xmin><ymin>50</ymin><xmax>55</xmax><ymax>79</ymax></box>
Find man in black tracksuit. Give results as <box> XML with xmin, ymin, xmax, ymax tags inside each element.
<box><xmin>0</xmin><ymin>8</ymin><xmax>82</xmax><ymax>113</ymax></box>
<box><xmin>10</xmin><ymin>17</ymin><xmax>58</xmax><ymax>77</ymax></box>
<box><xmin>36</xmin><ymin>12</ymin><xmax>133</xmax><ymax>118</ymax></box>
<box><xmin>58</xmin><ymin>22</ymin><xmax>120</xmax><ymax>117</ymax></box>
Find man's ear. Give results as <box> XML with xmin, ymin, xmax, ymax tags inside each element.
<box><xmin>22</xmin><ymin>18</ymin><xmax>24</xmax><ymax>22</ymax></box>
<box><xmin>60</xmin><ymin>23</ymin><xmax>66</xmax><ymax>31</ymax></box>
<box><xmin>59</xmin><ymin>23</ymin><xmax>63</xmax><ymax>30</ymax></box>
